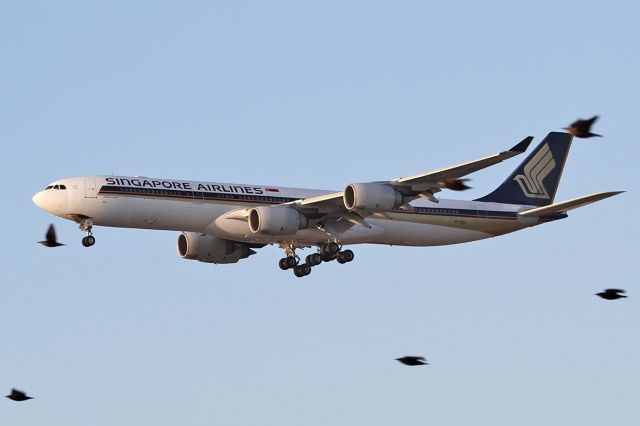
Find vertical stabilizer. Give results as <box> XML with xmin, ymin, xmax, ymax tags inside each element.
<box><xmin>475</xmin><ymin>132</ymin><xmax>573</xmax><ymax>206</ymax></box>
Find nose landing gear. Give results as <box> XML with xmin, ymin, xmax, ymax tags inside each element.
<box><xmin>79</xmin><ymin>219</ymin><xmax>95</xmax><ymax>247</ymax></box>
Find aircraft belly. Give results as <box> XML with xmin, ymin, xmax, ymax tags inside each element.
<box><xmin>381</xmin><ymin>211</ymin><xmax>522</xmax><ymax>235</ymax></box>
<box><xmin>371</xmin><ymin>219</ymin><xmax>493</xmax><ymax>246</ymax></box>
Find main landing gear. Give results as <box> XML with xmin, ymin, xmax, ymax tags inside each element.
<box><xmin>278</xmin><ymin>244</ymin><xmax>312</xmax><ymax>277</ymax></box>
<box><xmin>79</xmin><ymin>219</ymin><xmax>96</xmax><ymax>247</ymax></box>
<box><xmin>278</xmin><ymin>242</ymin><xmax>355</xmax><ymax>278</ymax></box>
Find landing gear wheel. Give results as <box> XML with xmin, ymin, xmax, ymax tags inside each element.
<box><xmin>81</xmin><ymin>235</ymin><xmax>96</xmax><ymax>247</ymax></box>
<box><xmin>293</xmin><ymin>264</ymin><xmax>311</xmax><ymax>277</ymax></box>
<box><xmin>306</xmin><ymin>253</ymin><xmax>322</xmax><ymax>267</ymax></box>
<box><xmin>336</xmin><ymin>249</ymin><xmax>354</xmax><ymax>264</ymax></box>
<box><xmin>300</xmin><ymin>263</ymin><xmax>311</xmax><ymax>275</ymax></box>
<box><xmin>340</xmin><ymin>249</ymin><xmax>354</xmax><ymax>262</ymax></box>
<box><xmin>321</xmin><ymin>253</ymin><xmax>336</xmax><ymax>262</ymax></box>
<box><xmin>279</xmin><ymin>258</ymin><xmax>290</xmax><ymax>270</ymax></box>
<box><xmin>326</xmin><ymin>242</ymin><xmax>340</xmax><ymax>255</ymax></box>
<box><xmin>285</xmin><ymin>256</ymin><xmax>298</xmax><ymax>269</ymax></box>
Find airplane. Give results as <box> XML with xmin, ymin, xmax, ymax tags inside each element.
<box><xmin>32</xmin><ymin>131</ymin><xmax>622</xmax><ymax>277</ymax></box>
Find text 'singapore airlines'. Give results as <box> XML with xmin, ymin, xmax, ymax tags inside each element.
<box><xmin>33</xmin><ymin>132</ymin><xmax>622</xmax><ymax>277</ymax></box>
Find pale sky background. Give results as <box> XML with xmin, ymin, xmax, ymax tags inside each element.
<box><xmin>1</xmin><ymin>1</ymin><xmax>638</xmax><ymax>425</ymax></box>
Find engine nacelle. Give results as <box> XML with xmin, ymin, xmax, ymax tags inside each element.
<box><xmin>248</xmin><ymin>206</ymin><xmax>307</xmax><ymax>235</ymax></box>
<box><xmin>177</xmin><ymin>232</ymin><xmax>254</xmax><ymax>264</ymax></box>
<box><xmin>343</xmin><ymin>183</ymin><xmax>403</xmax><ymax>212</ymax></box>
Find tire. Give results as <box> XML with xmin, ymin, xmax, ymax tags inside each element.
<box><xmin>279</xmin><ymin>258</ymin><xmax>289</xmax><ymax>270</ymax></box>
<box><xmin>81</xmin><ymin>236</ymin><xmax>95</xmax><ymax>247</ymax></box>
<box><xmin>293</xmin><ymin>265</ymin><xmax>305</xmax><ymax>277</ymax></box>
<box><xmin>306</xmin><ymin>253</ymin><xmax>322</xmax><ymax>266</ymax></box>
<box><xmin>341</xmin><ymin>249</ymin><xmax>354</xmax><ymax>262</ymax></box>
<box><xmin>300</xmin><ymin>263</ymin><xmax>311</xmax><ymax>276</ymax></box>
<box><xmin>336</xmin><ymin>255</ymin><xmax>347</xmax><ymax>264</ymax></box>
<box><xmin>285</xmin><ymin>256</ymin><xmax>297</xmax><ymax>268</ymax></box>
<box><xmin>326</xmin><ymin>242</ymin><xmax>340</xmax><ymax>254</ymax></box>
<box><xmin>321</xmin><ymin>253</ymin><xmax>336</xmax><ymax>262</ymax></box>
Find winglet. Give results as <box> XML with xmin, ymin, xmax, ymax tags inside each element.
<box><xmin>509</xmin><ymin>136</ymin><xmax>533</xmax><ymax>153</ymax></box>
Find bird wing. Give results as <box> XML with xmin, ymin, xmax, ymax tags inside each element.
<box><xmin>569</xmin><ymin>119</ymin><xmax>582</xmax><ymax>128</ymax></box>
<box><xmin>11</xmin><ymin>389</ymin><xmax>27</xmax><ymax>398</ymax></box>
<box><xmin>607</xmin><ymin>288</ymin><xmax>626</xmax><ymax>294</ymax></box>
<box><xmin>586</xmin><ymin>115</ymin><xmax>599</xmax><ymax>125</ymax></box>
<box><xmin>46</xmin><ymin>224</ymin><xmax>57</xmax><ymax>243</ymax></box>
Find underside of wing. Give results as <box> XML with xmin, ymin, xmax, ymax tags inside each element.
<box><xmin>298</xmin><ymin>191</ymin><xmax>344</xmax><ymax>213</ymax></box>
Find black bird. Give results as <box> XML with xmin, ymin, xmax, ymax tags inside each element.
<box><xmin>396</xmin><ymin>356</ymin><xmax>429</xmax><ymax>366</ymax></box>
<box><xmin>564</xmin><ymin>116</ymin><xmax>602</xmax><ymax>138</ymax></box>
<box><xmin>595</xmin><ymin>288</ymin><xmax>627</xmax><ymax>300</ymax></box>
<box><xmin>38</xmin><ymin>224</ymin><xmax>64</xmax><ymax>247</ymax></box>
<box><xmin>440</xmin><ymin>178</ymin><xmax>472</xmax><ymax>191</ymax></box>
<box><xmin>6</xmin><ymin>389</ymin><xmax>33</xmax><ymax>401</ymax></box>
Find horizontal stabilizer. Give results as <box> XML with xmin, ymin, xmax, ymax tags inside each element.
<box><xmin>518</xmin><ymin>191</ymin><xmax>624</xmax><ymax>217</ymax></box>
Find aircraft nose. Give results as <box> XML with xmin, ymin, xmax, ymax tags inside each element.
<box><xmin>32</xmin><ymin>191</ymin><xmax>45</xmax><ymax>209</ymax></box>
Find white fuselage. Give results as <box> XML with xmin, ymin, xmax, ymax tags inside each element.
<box><xmin>32</xmin><ymin>176</ymin><xmax>559</xmax><ymax>247</ymax></box>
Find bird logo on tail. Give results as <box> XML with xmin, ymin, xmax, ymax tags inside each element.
<box><xmin>513</xmin><ymin>143</ymin><xmax>556</xmax><ymax>199</ymax></box>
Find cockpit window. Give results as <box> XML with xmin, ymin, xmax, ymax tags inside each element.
<box><xmin>45</xmin><ymin>186</ymin><xmax>53</xmax><ymax>190</ymax></box>
<box><xmin>53</xmin><ymin>185</ymin><xmax>59</xmax><ymax>190</ymax></box>
<box><xmin>59</xmin><ymin>185</ymin><xmax>66</xmax><ymax>190</ymax></box>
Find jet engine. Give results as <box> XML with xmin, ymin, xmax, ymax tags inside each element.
<box><xmin>177</xmin><ymin>232</ymin><xmax>255</xmax><ymax>264</ymax></box>
<box><xmin>248</xmin><ymin>205</ymin><xmax>308</xmax><ymax>236</ymax></box>
<box><xmin>343</xmin><ymin>183</ymin><xmax>403</xmax><ymax>212</ymax></box>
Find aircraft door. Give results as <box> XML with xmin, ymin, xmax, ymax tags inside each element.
<box><xmin>85</xmin><ymin>180</ymin><xmax>97</xmax><ymax>198</ymax></box>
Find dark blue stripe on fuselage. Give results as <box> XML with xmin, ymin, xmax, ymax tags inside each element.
<box><xmin>99</xmin><ymin>185</ymin><xmax>297</xmax><ymax>204</ymax></box>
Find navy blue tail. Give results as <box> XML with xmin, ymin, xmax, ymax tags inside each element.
<box><xmin>475</xmin><ymin>132</ymin><xmax>573</xmax><ymax>206</ymax></box>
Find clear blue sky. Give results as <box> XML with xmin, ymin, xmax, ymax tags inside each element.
<box><xmin>1</xmin><ymin>1</ymin><xmax>638</xmax><ymax>425</ymax></box>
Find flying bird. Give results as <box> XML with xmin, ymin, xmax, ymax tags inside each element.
<box><xmin>595</xmin><ymin>288</ymin><xmax>627</xmax><ymax>300</ymax></box>
<box><xmin>6</xmin><ymin>389</ymin><xmax>33</xmax><ymax>401</ymax></box>
<box><xmin>38</xmin><ymin>224</ymin><xmax>64</xmax><ymax>247</ymax></box>
<box><xmin>396</xmin><ymin>356</ymin><xmax>429</xmax><ymax>366</ymax></box>
<box><xmin>564</xmin><ymin>116</ymin><xmax>602</xmax><ymax>138</ymax></box>
<box><xmin>440</xmin><ymin>178</ymin><xmax>472</xmax><ymax>191</ymax></box>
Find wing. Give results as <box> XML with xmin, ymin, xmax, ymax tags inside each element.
<box><xmin>12</xmin><ymin>389</ymin><xmax>27</xmax><ymax>398</ymax></box>
<box><xmin>391</xmin><ymin>136</ymin><xmax>532</xmax><ymax>191</ymax></box>
<box><xmin>46</xmin><ymin>224</ymin><xmax>57</xmax><ymax>243</ymax></box>
<box><xmin>297</xmin><ymin>136</ymin><xmax>532</xmax><ymax>213</ymax></box>
<box><xmin>219</xmin><ymin>136</ymin><xmax>533</xmax><ymax>239</ymax></box>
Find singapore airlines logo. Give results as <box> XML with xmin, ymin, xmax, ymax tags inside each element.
<box><xmin>513</xmin><ymin>143</ymin><xmax>556</xmax><ymax>199</ymax></box>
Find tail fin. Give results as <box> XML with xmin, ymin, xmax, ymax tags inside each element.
<box><xmin>475</xmin><ymin>132</ymin><xmax>573</xmax><ymax>206</ymax></box>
